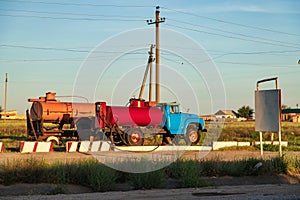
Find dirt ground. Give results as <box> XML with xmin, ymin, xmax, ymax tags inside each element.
<box><xmin>2</xmin><ymin>149</ymin><xmax>300</xmax><ymax>163</ymax></box>
<box><xmin>1</xmin><ymin>150</ymin><xmax>300</xmax><ymax>199</ymax></box>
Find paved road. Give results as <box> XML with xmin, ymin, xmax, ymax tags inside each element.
<box><xmin>2</xmin><ymin>184</ymin><xmax>300</xmax><ymax>200</ymax></box>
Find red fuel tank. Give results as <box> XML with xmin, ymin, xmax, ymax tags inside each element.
<box><xmin>107</xmin><ymin>106</ymin><xmax>163</xmax><ymax>127</ymax></box>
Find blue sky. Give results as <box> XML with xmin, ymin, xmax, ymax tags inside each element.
<box><xmin>0</xmin><ymin>0</ymin><xmax>299</xmax><ymax>115</ymax></box>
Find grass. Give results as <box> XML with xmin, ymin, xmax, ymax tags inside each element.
<box><xmin>1</xmin><ymin>120</ymin><xmax>300</xmax><ymax>151</ymax></box>
<box><xmin>128</xmin><ymin>169</ymin><xmax>166</xmax><ymax>189</ymax></box>
<box><xmin>0</xmin><ymin>156</ymin><xmax>299</xmax><ymax>193</ymax></box>
<box><xmin>0</xmin><ymin>119</ymin><xmax>27</xmax><ymax>136</ymax></box>
<box><xmin>207</xmin><ymin>121</ymin><xmax>300</xmax><ymax>151</ymax></box>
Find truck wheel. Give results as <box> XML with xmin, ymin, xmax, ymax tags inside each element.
<box><xmin>125</xmin><ymin>128</ymin><xmax>144</xmax><ymax>146</ymax></box>
<box><xmin>185</xmin><ymin>125</ymin><xmax>201</xmax><ymax>145</ymax></box>
<box><xmin>46</xmin><ymin>136</ymin><xmax>60</xmax><ymax>146</ymax></box>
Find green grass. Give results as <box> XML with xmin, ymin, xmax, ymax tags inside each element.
<box><xmin>208</xmin><ymin>121</ymin><xmax>300</xmax><ymax>150</ymax></box>
<box><xmin>1</xmin><ymin>156</ymin><xmax>298</xmax><ymax>193</ymax></box>
<box><xmin>0</xmin><ymin>119</ymin><xmax>27</xmax><ymax>136</ymax></box>
<box><xmin>1</xmin><ymin>120</ymin><xmax>300</xmax><ymax>151</ymax></box>
<box><xmin>128</xmin><ymin>169</ymin><xmax>166</xmax><ymax>189</ymax></box>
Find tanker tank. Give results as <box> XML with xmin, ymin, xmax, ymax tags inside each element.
<box><xmin>28</xmin><ymin>92</ymin><xmax>95</xmax><ymax>123</ymax></box>
<box><xmin>106</xmin><ymin>105</ymin><xmax>164</xmax><ymax>127</ymax></box>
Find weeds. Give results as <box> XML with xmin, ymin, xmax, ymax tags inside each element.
<box><xmin>129</xmin><ymin>169</ymin><xmax>166</xmax><ymax>189</ymax></box>
<box><xmin>0</xmin><ymin>155</ymin><xmax>299</xmax><ymax>194</ymax></box>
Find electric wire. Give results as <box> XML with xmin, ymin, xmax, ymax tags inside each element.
<box><xmin>168</xmin><ymin>18</ymin><xmax>300</xmax><ymax>48</ymax></box>
<box><xmin>0</xmin><ymin>8</ymin><xmax>151</xmax><ymax>19</ymax></box>
<box><xmin>0</xmin><ymin>0</ymin><xmax>154</xmax><ymax>8</ymax></box>
<box><xmin>161</xmin><ymin>6</ymin><xmax>300</xmax><ymax>37</ymax></box>
<box><xmin>0</xmin><ymin>13</ymin><xmax>144</xmax><ymax>21</ymax></box>
<box><xmin>165</xmin><ymin>24</ymin><xmax>300</xmax><ymax>49</ymax></box>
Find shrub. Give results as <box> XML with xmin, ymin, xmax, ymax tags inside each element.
<box><xmin>180</xmin><ymin>160</ymin><xmax>213</xmax><ymax>187</ymax></box>
<box><xmin>87</xmin><ymin>162</ymin><xmax>118</xmax><ymax>192</ymax></box>
<box><xmin>129</xmin><ymin>169</ymin><xmax>166</xmax><ymax>190</ymax></box>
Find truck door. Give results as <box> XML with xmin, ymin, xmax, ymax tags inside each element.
<box><xmin>168</xmin><ymin>105</ymin><xmax>184</xmax><ymax>134</ymax></box>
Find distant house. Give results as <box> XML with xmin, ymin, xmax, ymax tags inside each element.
<box><xmin>282</xmin><ymin>108</ymin><xmax>300</xmax><ymax>122</ymax></box>
<box><xmin>0</xmin><ymin>110</ymin><xmax>18</xmax><ymax>119</ymax></box>
<box><xmin>199</xmin><ymin>114</ymin><xmax>216</xmax><ymax>121</ymax></box>
<box><xmin>214</xmin><ymin>110</ymin><xmax>238</xmax><ymax>119</ymax></box>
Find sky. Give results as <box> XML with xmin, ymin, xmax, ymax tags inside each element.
<box><xmin>0</xmin><ymin>0</ymin><xmax>299</xmax><ymax>115</ymax></box>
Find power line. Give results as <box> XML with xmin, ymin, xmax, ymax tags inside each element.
<box><xmin>165</xmin><ymin>24</ymin><xmax>300</xmax><ymax>49</ymax></box>
<box><xmin>216</xmin><ymin>61</ymin><xmax>299</xmax><ymax>68</ymax></box>
<box><xmin>161</xmin><ymin>54</ymin><xmax>299</xmax><ymax>69</ymax></box>
<box><xmin>0</xmin><ymin>13</ymin><xmax>143</xmax><ymax>21</ymax></box>
<box><xmin>0</xmin><ymin>8</ymin><xmax>150</xmax><ymax>19</ymax></box>
<box><xmin>161</xmin><ymin>6</ymin><xmax>300</xmax><ymax>37</ymax></box>
<box><xmin>2</xmin><ymin>43</ymin><xmax>300</xmax><ymax>54</ymax></box>
<box><xmin>207</xmin><ymin>49</ymin><xmax>300</xmax><ymax>55</ymax></box>
<box><xmin>168</xmin><ymin>18</ymin><xmax>300</xmax><ymax>48</ymax></box>
<box><xmin>0</xmin><ymin>44</ymin><xmax>149</xmax><ymax>54</ymax></box>
<box><xmin>0</xmin><ymin>0</ymin><xmax>154</xmax><ymax>8</ymax></box>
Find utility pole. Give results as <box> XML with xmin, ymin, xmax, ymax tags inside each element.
<box><xmin>147</xmin><ymin>6</ymin><xmax>165</xmax><ymax>103</ymax></box>
<box><xmin>138</xmin><ymin>45</ymin><xmax>155</xmax><ymax>101</ymax></box>
<box><xmin>149</xmin><ymin>45</ymin><xmax>154</xmax><ymax>102</ymax></box>
<box><xmin>4</xmin><ymin>73</ymin><xmax>8</xmax><ymax>119</ymax></box>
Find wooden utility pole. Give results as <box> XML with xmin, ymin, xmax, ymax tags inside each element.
<box><xmin>147</xmin><ymin>6</ymin><xmax>165</xmax><ymax>103</ymax></box>
<box><xmin>4</xmin><ymin>73</ymin><xmax>8</xmax><ymax>119</ymax></box>
<box><xmin>149</xmin><ymin>45</ymin><xmax>154</xmax><ymax>102</ymax></box>
<box><xmin>138</xmin><ymin>45</ymin><xmax>155</xmax><ymax>101</ymax></box>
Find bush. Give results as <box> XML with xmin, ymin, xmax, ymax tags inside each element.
<box><xmin>87</xmin><ymin>161</ymin><xmax>118</xmax><ymax>192</ymax></box>
<box><xmin>129</xmin><ymin>169</ymin><xmax>166</xmax><ymax>190</ymax></box>
<box><xmin>254</xmin><ymin>144</ymin><xmax>286</xmax><ymax>152</ymax></box>
<box><xmin>0</xmin><ymin>156</ymin><xmax>298</xmax><ymax>193</ymax></box>
<box><xmin>285</xmin><ymin>156</ymin><xmax>300</xmax><ymax>173</ymax></box>
<box><xmin>180</xmin><ymin>160</ymin><xmax>213</xmax><ymax>187</ymax></box>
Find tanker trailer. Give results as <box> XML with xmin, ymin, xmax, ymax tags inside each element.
<box><xmin>27</xmin><ymin>92</ymin><xmax>97</xmax><ymax>144</ymax></box>
<box><xmin>95</xmin><ymin>99</ymin><xmax>164</xmax><ymax>146</ymax></box>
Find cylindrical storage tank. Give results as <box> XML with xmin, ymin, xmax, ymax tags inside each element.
<box><xmin>107</xmin><ymin>106</ymin><xmax>163</xmax><ymax>127</ymax></box>
<box><xmin>30</xmin><ymin>101</ymin><xmax>95</xmax><ymax>122</ymax></box>
<box><xmin>129</xmin><ymin>99</ymin><xmax>145</xmax><ymax>108</ymax></box>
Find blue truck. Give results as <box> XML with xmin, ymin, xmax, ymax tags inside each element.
<box><xmin>94</xmin><ymin>100</ymin><xmax>206</xmax><ymax>146</ymax></box>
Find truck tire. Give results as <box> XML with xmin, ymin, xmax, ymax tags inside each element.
<box><xmin>185</xmin><ymin>124</ymin><xmax>201</xmax><ymax>145</ymax></box>
<box><xmin>125</xmin><ymin>128</ymin><xmax>144</xmax><ymax>146</ymax></box>
<box><xmin>46</xmin><ymin>136</ymin><xmax>60</xmax><ymax>146</ymax></box>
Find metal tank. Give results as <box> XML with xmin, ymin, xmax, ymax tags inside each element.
<box><xmin>106</xmin><ymin>106</ymin><xmax>163</xmax><ymax>127</ymax></box>
<box><xmin>28</xmin><ymin>92</ymin><xmax>95</xmax><ymax>123</ymax></box>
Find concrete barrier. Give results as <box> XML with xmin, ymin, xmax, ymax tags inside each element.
<box><xmin>0</xmin><ymin>142</ymin><xmax>4</xmax><ymax>152</ymax></box>
<box><xmin>253</xmin><ymin>141</ymin><xmax>288</xmax><ymax>147</ymax></box>
<box><xmin>212</xmin><ymin>141</ymin><xmax>251</xmax><ymax>150</ymax></box>
<box><xmin>100</xmin><ymin>141</ymin><xmax>111</xmax><ymax>151</ymax></box>
<box><xmin>212</xmin><ymin>141</ymin><xmax>237</xmax><ymax>150</ymax></box>
<box><xmin>66</xmin><ymin>141</ymin><xmax>79</xmax><ymax>152</ymax></box>
<box><xmin>77</xmin><ymin>141</ymin><xmax>112</xmax><ymax>152</ymax></box>
<box><xmin>237</xmin><ymin>142</ymin><xmax>251</xmax><ymax>147</ymax></box>
<box><xmin>20</xmin><ymin>141</ymin><xmax>53</xmax><ymax>153</ymax></box>
<box><xmin>79</xmin><ymin>141</ymin><xmax>91</xmax><ymax>152</ymax></box>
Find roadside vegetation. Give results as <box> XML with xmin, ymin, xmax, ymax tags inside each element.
<box><xmin>1</xmin><ymin>120</ymin><xmax>300</xmax><ymax>151</ymax></box>
<box><xmin>0</xmin><ymin>156</ymin><xmax>299</xmax><ymax>193</ymax></box>
<box><xmin>206</xmin><ymin>121</ymin><xmax>300</xmax><ymax>151</ymax></box>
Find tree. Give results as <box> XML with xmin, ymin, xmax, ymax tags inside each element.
<box><xmin>237</xmin><ymin>105</ymin><xmax>253</xmax><ymax>118</ymax></box>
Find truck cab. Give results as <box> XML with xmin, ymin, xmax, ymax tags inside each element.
<box><xmin>160</xmin><ymin>103</ymin><xmax>205</xmax><ymax>145</ymax></box>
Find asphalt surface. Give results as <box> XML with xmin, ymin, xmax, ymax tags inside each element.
<box><xmin>1</xmin><ymin>184</ymin><xmax>300</xmax><ymax>200</ymax></box>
